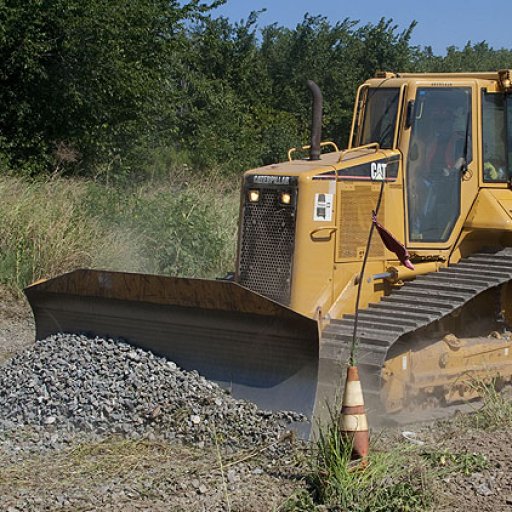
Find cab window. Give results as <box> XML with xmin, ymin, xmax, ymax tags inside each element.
<box><xmin>406</xmin><ymin>87</ymin><xmax>472</xmax><ymax>243</ymax></box>
<box><xmin>482</xmin><ymin>91</ymin><xmax>512</xmax><ymax>182</ymax></box>
<box><xmin>353</xmin><ymin>88</ymin><xmax>400</xmax><ymax>149</ymax></box>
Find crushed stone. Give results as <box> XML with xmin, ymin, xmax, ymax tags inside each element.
<box><xmin>0</xmin><ymin>334</ymin><xmax>305</xmax><ymax>450</ymax></box>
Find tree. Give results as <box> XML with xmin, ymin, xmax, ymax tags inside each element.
<box><xmin>261</xmin><ymin>15</ymin><xmax>416</xmax><ymax>148</ymax></box>
<box><xmin>0</xmin><ymin>0</ymin><xmax>223</xmax><ymax>174</ymax></box>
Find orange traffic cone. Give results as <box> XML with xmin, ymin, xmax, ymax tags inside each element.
<box><xmin>339</xmin><ymin>365</ymin><xmax>369</xmax><ymax>461</ymax></box>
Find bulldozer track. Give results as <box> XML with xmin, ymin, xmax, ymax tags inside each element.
<box><xmin>320</xmin><ymin>248</ymin><xmax>512</xmax><ymax>406</ymax></box>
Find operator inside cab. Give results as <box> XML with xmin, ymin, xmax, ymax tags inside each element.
<box><xmin>482</xmin><ymin>91</ymin><xmax>512</xmax><ymax>182</ymax></box>
<box><xmin>406</xmin><ymin>87</ymin><xmax>471</xmax><ymax>243</ymax></box>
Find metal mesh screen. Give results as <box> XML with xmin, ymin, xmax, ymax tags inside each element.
<box><xmin>238</xmin><ymin>188</ymin><xmax>297</xmax><ymax>305</ymax></box>
<box><xmin>337</xmin><ymin>184</ymin><xmax>385</xmax><ymax>260</ymax></box>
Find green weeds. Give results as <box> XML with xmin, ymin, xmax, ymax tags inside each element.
<box><xmin>283</xmin><ymin>420</ymin><xmax>432</xmax><ymax>512</ymax></box>
<box><xmin>0</xmin><ymin>173</ymin><xmax>239</xmax><ymax>295</ymax></box>
<box><xmin>462</xmin><ymin>378</ymin><xmax>512</xmax><ymax>431</ymax></box>
<box><xmin>83</xmin><ymin>171</ymin><xmax>239</xmax><ymax>278</ymax></box>
<box><xmin>0</xmin><ymin>177</ymin><xmax>128</xmax><ymax>294</ymax></box>
<box><xmin>421</xmin><ymin>449</ymin><xmax>488</xmax><ymax>477</ymax></box>
<box><xmin>281</xmin><ymin>409</ymin><xmax>495</xmax><ymax>512</ymax></box>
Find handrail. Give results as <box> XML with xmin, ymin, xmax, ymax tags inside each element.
<box><xmin>310</xmin><ymin>226</ymin><xmax>337</xmax><ymax>241</ymax></box>
<box><xmin>287</xmin><ymin>141</ymin><xmax>340</xmax><ymax>162</ymax></box>
<box><xmin>337</xmin><ymin>142</ymin><xmax>380</xmax><ymax>163</ymax></box>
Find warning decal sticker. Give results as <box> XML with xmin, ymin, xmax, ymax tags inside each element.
<box><xmin>314</xmin><ymin>193</ymin><xmax>333</xmax><ymax>221</ymax></box>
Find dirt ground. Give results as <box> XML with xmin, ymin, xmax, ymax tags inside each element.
<box><xmin>436</xmin><ymin>429</ymin><xmax>512</xmax><ymax>511</ymax></box>
<box><xmin>1</xmin><ymin>292</ymin><xmax>512</xmax><ymax>511</ymax></box>
<box><xmin>381</xmin><ymin>421</ymin><xmax>512</xmax><ymax>512</ymax></box>
<box><xmin>0</xmin><ymin>290</ymin><xmax>33</xmax><ymax>365</ymax></box>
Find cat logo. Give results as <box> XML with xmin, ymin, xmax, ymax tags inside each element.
<box><xmin>371</xmin><ymin>162</ymin><xmax>387</xmax><ymax>181</ymax></box>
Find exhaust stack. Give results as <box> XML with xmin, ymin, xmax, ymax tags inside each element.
<box><xmin>307</xmin><ymin>80</ymin><xmax>323</xmax><ymax>161</ymax></box>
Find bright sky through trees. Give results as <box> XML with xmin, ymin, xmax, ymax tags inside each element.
<box><xmin>213</xmin><ymin>0</ymin><xmax>512</xmax><ymax>54</ymax></box>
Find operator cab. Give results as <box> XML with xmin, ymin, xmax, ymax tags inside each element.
<box><xmin>351</xmin><ymin>71</ymin><xmax>512</xmax><ymax>250</ymax></box>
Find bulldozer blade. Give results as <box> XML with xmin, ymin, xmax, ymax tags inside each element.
<box><xmin>25</xmin><ymin>269</ymin><xmax>320</xmax><ymax>426</ymax></box>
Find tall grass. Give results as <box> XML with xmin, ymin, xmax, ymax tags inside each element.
<box><xmin>283</xmin><ymin>419</ymin><xmax>432</xmax><ymax>512</ymax></box>
<box><xmin>0</xmin><ymin>172</ymin><xmax>239</xmax><ymax>296</ymax></box>
<box><xmin>0</xmin><ymin>177</ymin><xmax>123</xmax><ymax>293</ymax></box>
<box><xmin>462</xmin><ymin>378</ymin><xmax>512</xmax><ymax>430</ymax></box>
<box><xmin>83</xmin><ymin>170</ymin><xmax>239</xmax><ymax>278</ymax></box>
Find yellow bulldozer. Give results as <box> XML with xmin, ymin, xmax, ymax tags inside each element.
<box><xmin>25</xmin><ymin>70</ymin><xmax>512</xmax><ymax>429</ymax></box>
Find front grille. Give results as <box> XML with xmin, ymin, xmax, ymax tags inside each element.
<box><xmin>238</xmin><ymin>186</ymin><xmax>297</xmax><ymax>305</ymax></box>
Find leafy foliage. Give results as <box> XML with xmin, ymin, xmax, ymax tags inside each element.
<box><xmin>0</xmin><ymin>173</ymin><xmax>238</xmax><ymax>294</ymax></box>
<box><xmin>421</xmin><ymin>449</ymin><xmax>488</xmax><ymax>477</ymax></box>
<box><xmin>459</xmin><ymin>378</ymin><xmax>512</xmax><ymax>431</ymax></box>
<box><xmin>282</xmin><ymin>417</ymin><xmax>432</xmax><ymax>511</ymax></box>
<box><xmin>0</xmin><ymin>0</ymin><xmax>223</xmax><ymax>175</ymax></box>
<box><xmin>1</xmin><ymin>4</ymin><xmax>512</xmax><ymax>176</ymax></box>
<box><xmin>0</xmin><ymin>176</ymin><xmax>133</xmax><ymax>293</ymax></box>
<box><xmin>81</xmin><ymin>172</ymin><xmax>239</xmax><ymax>278</ymax></box>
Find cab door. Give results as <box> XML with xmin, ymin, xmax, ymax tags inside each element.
<box><xmin>403</xmin><ymin>83</ymin><xmax>478</xmax><ymax>249</ymax></box>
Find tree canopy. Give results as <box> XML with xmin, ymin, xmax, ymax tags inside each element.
<box><xmin>0</xmin><ymin>2</ymin><xmax>511</xmax><ymax>176</ymax></box>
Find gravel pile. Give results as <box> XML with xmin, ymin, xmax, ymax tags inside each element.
<box><xmin>0</xmin><ymin>334</ymin><xmax>304</xmax><ymax>448</ymax></box>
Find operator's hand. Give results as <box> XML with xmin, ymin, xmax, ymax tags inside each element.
<box><xmin>454</xmin><ymin>157</ymin><xmax>466</xmax><ymax>172</ymax></box>
<box><xmin>443</xmin><ymin>157</ymin><xmax>466</xmax><ymax>176</ymax></box>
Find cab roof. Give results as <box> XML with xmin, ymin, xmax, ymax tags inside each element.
<box><xmin>366</xmin><ymin>69</ymin><xmax>512</xmax><ymax>91</ymax></box>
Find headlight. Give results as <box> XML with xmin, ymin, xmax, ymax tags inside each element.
<box><xmin>248</xmin><ymin>189</ymin><xmax>260</xmax><ymax>203</ymax></box>
<box><xmin>279</xmin><ymin>191</ymin><xmax>292</xmax><ymax>205</ymax></box>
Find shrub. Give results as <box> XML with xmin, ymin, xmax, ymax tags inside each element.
<box><xmin>83</xmin><ymin>172</ymin><xmax>239</xmax><ymax>279</ymax></box>
<box><xmin>283</xmin><ymin>417</ymin><xmax>432</xmax><ymax>511</ymax></box>
<box><xmin>0</xmin><ymin>171</ymin><xmax>239</xmax><ymax>296</ymax></box>
<box><xmin>0</xmin><ymin>177</ymin><xmax>136</xmax><ymax>293</ymax></box>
